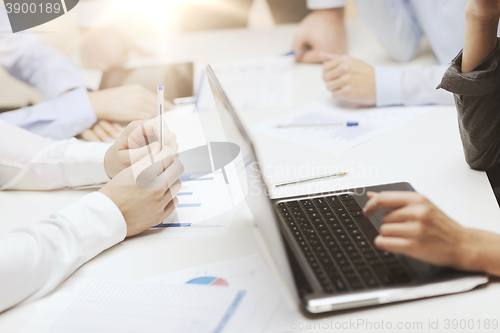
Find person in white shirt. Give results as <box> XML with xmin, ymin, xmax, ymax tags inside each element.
<box><xmin>0</xmin><ymin>6</ymin><xmax>165</xmax><ymax>143</ymax></box>
<box><xmin>0</xmin><ymin>118</ymin><xmax>182</xmax><ymax>313</ymax></box>
<box><xmin>293</xmin><ymin>0</ymin><xmax>499</xmax><ymax>107</ymax></box>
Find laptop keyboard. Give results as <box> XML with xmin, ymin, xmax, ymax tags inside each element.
<box><xmin>277</xmin><ymin>194</ymin><xmax>412</xmax><ymax>294</ymax></box>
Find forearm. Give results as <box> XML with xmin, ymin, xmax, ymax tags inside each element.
<box><xmin>0</xmin><ymin>193</ymin><xmax>126</xmax><ymax>312</ymax></box>
<box><xmin>460</xmin><ymin>229</ymin><xmax>500</xmax><ymax>277</ymax></box>
<box><xmin>0</xmin><ymin>121</ymin><xmax>110</xmax><ymax>190</ymax></box>
<box><xmin>463</xmin><ymin>8</ymin><xmax>500</xmax><ymax>72</ymax></box>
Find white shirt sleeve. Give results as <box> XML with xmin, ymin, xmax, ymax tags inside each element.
<box><xmin>0</xmin><ymin>120</ymin><xmax>111</xmax><ymax>190</ymax></box>
<box><xmin>375</xmin><ymin>65</ymin><xmax>454</xmax><ymax>106</ymax></box>
<box><xmin>0</xmin><ymin>191</ymin><xmax>127</xmax><ymax>313</ymax></box>
<box><xmin>307</xmin><ymin>0</ymin><xmax>346</xmax><ymax>9</ymax></box>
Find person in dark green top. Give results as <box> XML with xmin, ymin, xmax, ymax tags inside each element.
<box><xmin>363</xmin><ymin>0</ymin><xmax>500</xmax><ymax>277</ymax></box>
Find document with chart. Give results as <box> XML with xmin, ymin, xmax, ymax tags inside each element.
<box><xmin>252</xmin><ymin>97</ymin><xmax>436</xmax><ymax>155</ymax></box>
<box><xmin>195</xmin><ymin>57</ymin><xmax>294</xmax><ymax>112</ymax></box>
<box><xmin>144</xmin><ymin>255</ymin><xmax>283</xmax><ymax>333</ymax></box>
<box><xmin>21</xmin><ymin>281</ymin><xmax>248</xmax><ymax>333</ymax></box>
<box><xmin>138</xmin><ymin>105</ymin><xmax>248</xmax><ymax>239</ymax></box>
<box><xmin>140</xmin><ymin>168</ymin><xmax>238</xmax><ymax>238</ymax></box>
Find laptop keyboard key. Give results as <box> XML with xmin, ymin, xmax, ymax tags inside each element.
<box><xmin>349</xmin><ymin>229</ymin><xmax>361</xmax><ymax>236</ymax></box>
<box><xmin>333</xmin><ymin>228</ymin><xmax>346</xmax><ymax>235</ymax></box>
<box><xmin>315</xmin><ymin>223</ymin><xmax>327</xmax><ymax>229</ymax></box>
<box><xmin>327</xmin><ymin>196</ymin><xmax>343</xmax><ymax>207</ymax></box>
<box><xmin>321</xmin><ymin>211</ymin><xmax>335</xmax><ymax>217</ymax></box>
<box><xmin>338</xmin><ymin>213</ymin><xmax>350</xmax><ymax>219</ymax></box>
<box><xmin>300</xmin><ymin>199</ymin><xmax>313</xmax><ymax>207</ymax></box>
<box><xmin>333</xmin><ymin>279</ymin><xmax>348</xmax><ymax>292</ymax></box>
<box><xmin>344</xmin><ymin>223</ymin><xmax>356</xmax><ymax>230</ymax></box>
<box><xmin>324</xmin><ymin>217</ymin><xmax>337</xmax><ymax>224</ymax></box>
<box><xmin>313</xmin><ymin>198</ymin><xmax>328</xmax><ymax>206</ymax></box>
<box><xmin>349</xmin><ymin>277</ymin><xmax>364</xmax><ymax>290</ymax></box>
<box><xmin>340</xmin><ymin>194</ymin><xmax>353</xmax><ymax>200</ymax></box>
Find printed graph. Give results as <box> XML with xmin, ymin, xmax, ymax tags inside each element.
<box><xmin>187</xmin><ymin>277</ymin><xmax>229</xmax><ymax>287</ymax></box>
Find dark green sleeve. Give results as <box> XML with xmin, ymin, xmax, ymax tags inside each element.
<box><xmin>438</xmin><ymin>38</ymin><xmax>500</xmax><ymax>171</ymax></box>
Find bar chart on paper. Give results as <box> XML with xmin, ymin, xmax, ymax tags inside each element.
<box><xmin>142</xmin><ymin>169</ymin><xmax>237</xmax><ymax>238</ymax></box>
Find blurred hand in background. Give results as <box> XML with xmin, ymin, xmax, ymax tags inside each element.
<box><xmin>88</xmin><ymin>84</ymin><xmax>156</xmax><ymax>121</ymax></box>
<box><xmin>292</xmin><ymin>8</ymin><xmax>347</xmax><ymax>63</ymax></box>
<box><xmin>321</xmin><ymin>53</ymin><xmax>375</xmax><ymax>106</ymax></box>
<box><xmin>79</xmin><ymin>120</ymin><xmax>123</xmax><ymax>142</ymax></box>
<box><xmin>80</xmin><ymin>26</ymin><xmax>152</xmax><ymax>71</ymax></box>
<box><xmin>85</xmin><ymin>85</ymin><xmax>174</xmax><ymax>142</ymax></box>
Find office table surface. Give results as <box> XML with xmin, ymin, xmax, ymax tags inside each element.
<box><xmin>1</xmin><ymin>20</ymin><xmax>500</xmax><ymax>333</ymax></box>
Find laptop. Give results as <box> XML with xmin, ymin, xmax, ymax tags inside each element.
<box><xmin>205</xmin><ymin>64</ymin><xmax>488</xmax><ymax>314</ymax></box>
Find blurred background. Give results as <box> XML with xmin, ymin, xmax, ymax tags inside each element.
<box><xmin>0</xmin><ymin>0</ymin><xmax>358</xmax><ymax>109</ymax></box>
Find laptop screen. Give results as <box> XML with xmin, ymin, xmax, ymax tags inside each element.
<box><xmin>206</xmin><ymin>65</ymin><xmax>299</xmax><ymax>302</ymax></box>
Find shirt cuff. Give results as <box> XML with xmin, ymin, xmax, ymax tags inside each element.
<box><xmin>375</xmin><ymin>66</ymin><xmax>404</xmax><ymax>106</ymax></box>
<box><xmin>437</xmin><ymin>39</ymin><xmax>500</xmax><ymax>97</ymax></box>
<box><xmin>63</xmin><ymin>139</ymin><xmax>112</xmax><ymax>187</ymax></box>
<box><xmin>54</xmin><ymin>192</ymin><xmax>127</xmax><ymax>262</ymax></box>
<box><xmin>307</xmin><ymin>0</ymin><xmax>346</xmax><ymax>9</ymax></box>
<box><xmin>49</xmin><ymin>87</ymin><xmax>97</xmax><ymax>138</ymax></box>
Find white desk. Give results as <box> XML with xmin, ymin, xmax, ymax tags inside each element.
<box><xmin>1</xmin><ymin>20</ymin><xmax>499</xmax><ymax>333</ymax></box>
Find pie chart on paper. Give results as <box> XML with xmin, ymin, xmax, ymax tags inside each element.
<box><xmin>186</xmin><ymin>276</ymin><xmax>229</xmax><ymax>286</ymax></box>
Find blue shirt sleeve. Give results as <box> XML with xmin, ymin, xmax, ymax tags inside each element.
<box><xmin>0</xmin><ymin>88</ymin><xmax>97</xmax><ymax>140</ymax></box>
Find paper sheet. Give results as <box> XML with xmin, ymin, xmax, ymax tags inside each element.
<box><xmin>195</xmin><ymin>57</ymin><xmax>294</xmax><ymax>112</ymax></box>
<box><xmin>144</xmin><ymin>255</ymin><xmax>283</xmax><ymax>333</ymax></box>
<box><xmin>251</xmin><ymin>98</ymin><xmax>436</xmax><ymax>155</ymax></box>
<box><xmin>139</xmin><ymin>106</ymin><xmax>246</xmax><ymax>239</ymax></box>
<box><xmin>21</xmin><ymin>256</ymin><xmax>283</xmax><ymax>333</ymax></box>
<box><xmin>21</xmin><ymin>281</ymin><xmax>247</xmax><ymax>333</ymax></box>
<box><xmin>140</xmin><ymin>169</ymin><xmax>237</xmax><ymax>238</ymax></box>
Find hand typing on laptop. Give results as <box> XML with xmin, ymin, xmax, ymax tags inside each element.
<box><xmin>364</xmin><ymin>192</ymin><xmax>500</xmax><ymax>277</ymax></box>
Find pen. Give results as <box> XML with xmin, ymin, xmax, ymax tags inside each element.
<box><xmin>275</xmin><ymin>122</ymin><xmax>359</xmax><ymax>129</ymax></box>
<box><xmin>274</xmin><ymin>172</ymin><xmax>349</xmax><ymax>188</ymax></box>
<box><xmin>157</xmin><ymin>84</ymin><xmax>164</xmax><ymax>150</ymax></box>
<box><xmin>284</xmin><ymin>46</ymin><xmax>312</xmax><ymax>57</ymax></box>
